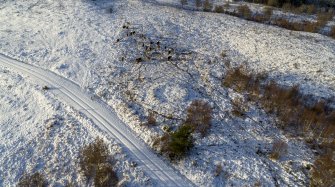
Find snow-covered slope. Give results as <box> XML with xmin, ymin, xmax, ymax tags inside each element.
<box><xmin>0</xmin><ymin>0</ymin><xmax>334</xmax><ymax>186</ymax></box>
<box><xmin>0</xmin><ymin>64</ymin><xmax>151</xmax><ymax>186</ymax></box>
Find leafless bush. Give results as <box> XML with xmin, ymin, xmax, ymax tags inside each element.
<box><xmin>311</xmin><ymin>152</ymin><xmax>335</xmax><ymax>187</ymax></box>
<box><xmin>282</xmin><ymin>3</ymin><xmax>293</xmax><ymax>12</ymax></box>
<box><xmin>180</xmin><ymin>0</ymin><xmax>188</xmax><ymax>6</ymax></box>
<box><xmin>95</xmin><ymin>163</ymin><xmax>118</xmax><ymax>187</ymax></box>
<box><xmin>79</xmin><ymin>138</ymin><xmax>118</xmax><ymax>186</ymax></box>
<box><xmin>186</xmin><ymin>100</ymin><xmax>212</xmax><ymax>136</ymax></box>
<box><xmin>263</xmin><ymin>6</ymin><xmax>273</xmax><ymax>20</ymax></box>
<box><xmin>231</xmin><ymin>97</ymin><xmax>247</xmax><ymax>118</ymax></box>
<box><xmin>270</xmin><ymin>140</ymin><xmax>288</xmax><ymax>160</ymax></box>
<box><xmin>195</xmin><ymin>0</ymin><xmax>202</xmax><ymax>8</ymax></box>
<box><xmin>146</xmin><ymin>111</ymin><xmax>156</xmax><ymax>126</ymax></box>
<box><xmin>238</xmin><ymin>4</ymin><xmax>252</xmax><ymax>19</ymax></box>
<box><xmin>267</xmin><ymin>0</ymin><xmax>278</xmax><ymax>7</ymax></box>
<box><xmin>18</xmin><ymin>172</ymin><xmax>47</xmax><ymax>187</ymax></box>
<box><xmin>214</xmin><ymin>5</ymin><xmax>225</xmax><ymax>13</ymax></box>
<box><xmin>317</xmin><ymin>11</ymin><xmax>334</xmax><ymax>26</ymax></box>
<box><xmin>330</xmin><ymin>26</ymin><xmax>335</xmax><ymax>38</ymax></box>
<box><xmin>203</xmin><ymin>0</ymin><xmax>213</xmax><ymax>12</ymax></box>
<box><xmin>214</xmin><ymin>164</ymin><xmax>223</xmax><ymax>177</ymax></box>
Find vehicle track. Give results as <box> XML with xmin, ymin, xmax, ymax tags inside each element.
<box><xmin>0</xmin><ymin>54</ymin><xmax>194</xmax><ymax>187</ymax></box>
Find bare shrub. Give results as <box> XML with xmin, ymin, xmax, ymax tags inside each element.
<box><xmin>282</xmin><ymin>3</ymin><xmax>293</xmax><ymax>12</ymax></box>
<box><xmin>224</xmin><ymin>2</ymin><xmax>230</xmax><ymax>9</ymax></box>
<box><xmin>311</xmin><ymin>152</ymin><xmax>335</xmax><ymax>187</ymax></box>
<box><xmin>186</xmin><ymin>100</ymin><xmax>212</xmax><ymax>136</ymax></box>
<box><xmin>195</xmin><ymin>0</ymin><xmax>202</xmax><ymax>8</ymax></box>
<box><xmin>231</xmin><ymin>97</ymin><xmax>247</xmax><ymax>118</ymax></box>
<box><xmin>221</xmin><ymin>65</ymin><xmax>334</xmax><ymax>184</ymax></box>
<box><xmin>80</xmin><ymin>138</ymin><xmax>110</xmax><ymax>178</ymax></box>
<box><xmin>180</xmin><ymin>0</ymin><xmax>188</xmax><ymax>6</ymax></box>
<box><xmin>303</xmin><ymin>21</ymin><xmax>318</xmax><ymax>32</ymax></box>
<box><xmin>263</xmin><ymin>6</ymin><xmax>273</xmax><ymax>20</ymax></box>
<box><xmin>267</xmin><ymin>0</ymin><xmax>278</xmax><ymax>7</ymax></box>
<box><xmin>146</xmin><ymin>111</ymin><xmax>156</xmax><ymax>126</ymax></box>
<box><xmin>79</xmin><ymin>138</ymin><xmax>118</xmax><ymax>186</ymax></box>
<box><xmin>214</xmin><ymin>164</ymin><xmax>223</xmax><ymax>177</ymax></box>
<box><xmin>317</xmin><ymin>12</ymin><xmax>334</xmax><ymax>28</ymax></box>
<box><xmin>238</xmin><ymin>4</ymin><xmax>252</xmax><ymax>19</ymax></box>
<box><xmin>203</xmin><ymin>0</ymin><xmax>213</xmax><ymax>12</ymax></box>
<box><xmin>270</xmin><ymin>140</ymin><xmax>288</xmax><ymax>160</ymax></box>
<box><xmin>223</xmin><ymin>67</ymin><xmax>265</xmax><ymax>98</ymax></box>
<box><xmin>330</xmin><ymin>26</ymin><xmax>335</xmax><ymax>38</ymax></box>
<box><xmin>18</xmin><ymin>172</ymin><xmax>47</xmax><ymax>187</ymax></box>
<box><xmin>306</xmin><ymin>5</ymin><xmax>316</xmax><ymax>14</ymax></box>
<box><xmin>214</xmin><ymin>5</ymin><xmax>225</xmax><ymax>13</ymax></box>
<box><xmin>95</xmin><ymin>163</ymin><xmax>118</xmax><ymax>187</ymax></box>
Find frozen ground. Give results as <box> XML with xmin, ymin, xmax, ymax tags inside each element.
<box><xmin>0</xmin><ymin>65</ymin><xmax>150</xmax><ymax>186</ymax></box>
<box><xmin>0</xmin><ymin>0</ymin><xmax>334</xmax><ymax>186</ymax></box>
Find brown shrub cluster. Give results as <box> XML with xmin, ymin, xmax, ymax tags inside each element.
<box><xmin>203</xmin><ymin>0</ymin><xmax>213</xmax><ymax>12</ymax></box>
<box><xmin>214</xmin><ymin>5</ymin><xmax>225</xmax><ymax>13</ymax></box>
<box><xmin>204</xmin><ymin>2</ymin><xmax>333</xmax><ymax>37</ymax></box>
<box><xmin>269</xmin><ymin>139</ymin><xmax>288</xmax><ymax>160</ymax></box>
<box><xmin>146</xmin><ymin>111</ymin><xmax>156</xmax><ymax>126</ymax></box>
<box><xmin>18</xmin><ymin>172</ymin><xmax>47</xmax><ymax>187</ymax></box>
<box><xmin>223</xmin><ymin>67</ymin><xmax>334</xmax><ymax>144</ymax></box>
<box><xmin>79</xmin><ymin>138</ymin><xmax>118</xmax><ymax>187</ymax></box>
<box><xmin>330</xmin><ymin>26</ymin><xmax>335</xmax><ymax>39</ymax></box>
<box><xmin>222</xmin><ymin>66</ymin><xmax>335</xmax><ymax>185</ymax></box>
<box><xmin>273</xmin><ymin>18</ymin><xmax>319</xmax><ymax>33</ymax></box>
<box><xmin>238</xmin><ymin>4</ymin><xmax>252</xmax><ymax>19</ymax></box>
<box><xmin>186</xmin><ymin>100</ymin><xmax>212</xmax><ymax>136</ymax></box>
<box><xmin>311</xmin><ymin>151</ymin><xmax>335</xmax><ymax>187</ymax></box>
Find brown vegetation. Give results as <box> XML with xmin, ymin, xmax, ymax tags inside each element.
<box><xmin>186</xmin><ymin>100</ymin><xmax>212</xmax><ymax>136</ymax></box>
<box><xmin>79</xmin><ymin>138</ymin><xmax>118</xmax><ymax>187</ymax></box>
<box><xmin>222</xmin><ymin>66</ymin><xmax>335</xmax><ymax>184</ymax></box>
<box><xmin>269</xmin><ymin>139</ymin><xmax>288</xmax><ymax>160</ymax></box>
<box><xmin>18</xmin><ymin>172</ymin><xmax>47</xmax><ymax>187</ymax></box>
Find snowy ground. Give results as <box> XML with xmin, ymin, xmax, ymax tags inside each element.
<box><xmin>0</xmin><ymin>66</ymin><xmax>150</xmax><ymax>186</ymax></box>
<box><xmin>1</xmin><ymin>0</ymin><xmax>334</xmax><ymax>186</ymax></box>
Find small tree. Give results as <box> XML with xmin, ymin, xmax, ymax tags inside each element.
<box><xmin>203</xmin><ymin>0</ymin><xmax>213</xmax><ymax>12</ymax></box>
<box><xmin>168</xmin><ymin>124</ymin><xmax>194</xmax><ymax>159</ymax></box>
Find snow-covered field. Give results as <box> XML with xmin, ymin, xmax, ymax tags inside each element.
<box><xmin>0</xmin><ymin>66</ymin><xmax>150</xmax><ymax>186</ymax></box>
<box><xmin>1</xmin><ymin>0</ymin><xmax>334</xmax><ymax>186</ymax></box>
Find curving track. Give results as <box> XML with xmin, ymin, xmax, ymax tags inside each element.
<box><xmin>0</xmin><ymin>54</ymin><xmax>194</xmax><ymax>187</ymax></box>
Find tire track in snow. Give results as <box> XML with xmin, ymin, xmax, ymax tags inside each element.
<box><xmin>0</xmin><ymin>54</ymin><xmax>194</xmax><ymax>187</ymax></box>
